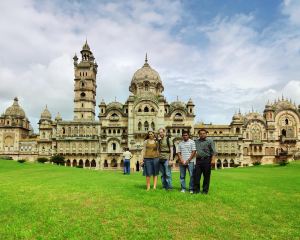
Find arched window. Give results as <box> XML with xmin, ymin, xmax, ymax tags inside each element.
<box><xmin>81</xmin><ymin>82</ymin><xmax>85</xmax><ymax>87</ymax></box>
<box><xmin>151</xmin><ymin>122</ymin><xmax>155</xmax><ymax>131</ymax></box>
<box><xmin>81</xmin><ymin>103</ymin><xmax>84</xmax><ymax>107</ymax></box>
<box><xmin>151</xmin><ymin>108</ymin><xmax>155</xmax><ymax>112</ymax></box>
<box><xmin>112</xmin><ymin>143</ymin><xmax>116</xmax><ymax>151</ymax></box>
<box><xmin>285</xmin><ymin>119</ymin><xmax>289</xmax><ymax>125</ymax></box>
<box><xmin>281</xmin><ymin>129</ymin><xmax>286</xmax><ymax>137</ymax></box>
<box><xmin>62</xmin><ymin>127</ymin><xmax>65</xmax><ymax>134</ymax></box>
<box><xmin>144</xmin><ymin>121</ymin><xmax>149</xmax><ymax>131</ymax></box>
<box><xmin>145</xmin><ymin>83</ymin><xmax>149</xmax><ymax>91</ymax></box>
<box><xmin>236</xmin><ymin>128</ymin><xmax>240</xmax><ymax>134</ymax></box>
<box><xmin>175</xmin><ymin>113</ymin><xmax>182</xmax><ymax>117</ymax></box>
<box><xmin>80</xmin><ymin>92</ymin><xmax>86</xmax><ymax>97</ymax></box>
<box><xmin>144</xmin><ymin>106</ymin><xmax>149</xmax><ymax>112</ymax></box>
<box><xmin>138</xmin><ymin>122</ymin><xmax>142</xmax><ymax>131</ymax></box>
<box><xmin>138</xmin><ymin>108</ymin><xmax>142</xmax><ymax>112</ymax></box>
<box><xmin>112</xmin><ymin>113</ymin><xmax>118</xmax><ymax>117</ymax></box>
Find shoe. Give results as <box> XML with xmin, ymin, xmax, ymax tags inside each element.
<box><xmin>201</xmin><ymin>191</ymin><xmax>208</xmax><ymax>195</ymax></box>
<box><xmin>181</xmin><ymin>189</ymin><xmax>186</xmax><ymax>193</ymax></box>
<box><xmin>190</xmin><ymin>190</ymin><xmax>194</xmax><ymax>194</ymax></box>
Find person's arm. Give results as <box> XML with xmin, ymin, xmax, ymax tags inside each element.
<box><xmin>187</xmin><ymin>140</ymin><xmax>196</xmax><ymax>163</ymax></box>
<box><xmin>141</xmin><ymin>141</ymin><xmax>147</xmax><ymax>164</ymax></box>
<box><xmin>177</xmin><ymin>143</ymin><xmax>185</xmax><ymax>164</ymax></box>
<box><xmin>210</xmin><ymin>139</ymin><xmax>217</xmax><ymax>164</ymax></box>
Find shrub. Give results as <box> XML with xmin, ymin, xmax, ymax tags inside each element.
<box><xmin>253</xmin><ymin>161</ymin><xmax>261</xmax><ymax>166</ymax></box>
<box><xmin>50</xmin><ymin>155</ymin><xmax>65</xmax><ymax>165</ymax></box>
<box><xmin>1</xmin><ymin>156</ymin><xmax>13</xmax><ymax>160</ymax></box>
<box><xmin>278</xmin><ymin>159</ymin><xmax>289</xmax><ymax>166</ymax></box>
<box><xmin>18</xmin><ymin>159</ymin><xmax>26</xmax><ymax>163</ymax></box>
<box><xmin>37</xmin><ymin>157</ymin><xmax>49</xmax><ymax>164</ymax></box>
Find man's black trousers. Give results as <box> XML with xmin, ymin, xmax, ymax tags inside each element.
<box><xmin>194</xmin><ymin>157</ymin><xmax>211</xmax><ymax>193</ymax></box>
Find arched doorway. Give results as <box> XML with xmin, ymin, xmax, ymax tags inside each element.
<box><xmin>66</xmin><ymin>159</ymin><xmax>71</xmax><ymax>167</ymax></box>
<box><xmin>79</xmin><ymin>159</ymin><xmax>83</xmax><ymax>167</ymax></box>
<box><xmin>223</xmin><ymin>159</ymin><xmax>228</xmax><ymax>168</ymax></box>
<box><xmin>111</xmin><ymin>159</ymin><xmax>117</xmax><ymax>167</ymax></box>
<box><xmin>91</xmin><ymin>159</ymin><xmax>96</xmax><ymax>168</ymax></box>
<box><xmin>217</xmin><ymin>159</ymin><xmax>222</xmax><ymax>169</ymax></box>
<box><xmin>85</xmin><ymin>160</ymin><xmax>90</xmax><ymax>168</ymax></box>
<box><xmin>230</xmin><ymin>159</ymin><xmax>234</xmax><ymax>167</ymax></box>
<box><xmin>120</xmin><ymin>160</ymin><xmax>124</xmax><ymax>167</ymax></box>
<box><xmin>72</xmin><ymin>160</ymin><xmax>77</xmax><ymax>167</ymax></box>
<box><xmin>136</xmin><ymin>161</ymin><xmax>140</xmax><ymax>172</ymax></box>
<box><xmin>104</xmin><ymin>160</ymin><xmax>108</xmax><ymax>168</ymax></box>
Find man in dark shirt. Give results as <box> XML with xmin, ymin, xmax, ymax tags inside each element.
<box><xmin>194</xmin><ymin>128</ymin><xmax>216</xmax><ymax>194</ymax></box>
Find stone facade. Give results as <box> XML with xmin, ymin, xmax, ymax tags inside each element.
<box><xmin>1</xmin><ymin>42</ymin><xmax>299</xmax><ymax>169</ymax></box>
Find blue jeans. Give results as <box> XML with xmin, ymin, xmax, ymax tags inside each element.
<box><xmin>179</xmin><ymin>162</ymin><xmax>194</xmax><ymax>191</ymax></box>
<box><xmin>124</xmin><ymin>159</ymin><xmax>130</xmax><ymax>174</ymax></box>
<box><xmin>159</xmin><ymin>160</ymin><xmax>173</xmax><ymax>189</ymax></box>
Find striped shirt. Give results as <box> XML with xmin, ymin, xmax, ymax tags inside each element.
<box><xmin>178</xmin><ymin>139</ymin><xmax>196</xmax><ymax>163</ymax></box>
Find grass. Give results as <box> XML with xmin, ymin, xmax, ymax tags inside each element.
<box><xmin>0</xmin><ymin>160</ymin><xmax>299</xmax><ymax>240</ymax></box>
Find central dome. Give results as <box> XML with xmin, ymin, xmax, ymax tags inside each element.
<box><xmin>129</xmin><ymin>55</ymin><xmax>164</xmax><ymax>96</ymax></box>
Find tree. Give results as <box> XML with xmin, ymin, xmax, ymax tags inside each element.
<box><xmin>50</xmin><ymin>155</ymin><xmax>65</xmax><ymax>165</ymax></box>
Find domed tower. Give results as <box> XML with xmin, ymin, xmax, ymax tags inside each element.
<box><xmin>38</xmin><ymin>105</ymin><xmax>53</xmax><ymax>141</ymax></box>
<box><xmin>187</xmin><ymin>98</ymin><xmax>195</xmax><ymax>116</ymax></box>
<box><xmin>98</xmin><ymin>99</ymin><xmax>106</xmax><ymax>118</ymax></box>
<box><xmin>0</xmin><ymin>97</ymin><xmax>30</xmax><ymax>154</ymax></box>
<box><xmin>230</xmin><ymin>110</ymin><xmax>244</xmax><ymax>135</ymax></box>
<box><xmin>263</xmin><ymin>100</ymin><xmax>275</xmax><ymax>122</ymax></box>
<box><xmin>73</xmin><ymin>40</ymin><xmax>98</xmax><ymax>121</ymax></box>
<box><xmin>38</xmin><ymin>105</ymin><xmax>53</xmax><ymax>157</ymax></box>
<box><xmin>129</xmin><ymin>54</ymin><xmax>164</xmax><ymax>96</ymax></box>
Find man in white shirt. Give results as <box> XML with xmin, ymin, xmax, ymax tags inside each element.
<box><xmin>122</xmin><ymin>147</ymin><xmax>132</xmax><ymax>175</ymax></box>
<box><xmin>178</xmin><ymin>130</ymin><xmax>196</xmax><ymax>193</ymax></box>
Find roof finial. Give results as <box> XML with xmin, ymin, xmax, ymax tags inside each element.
<box><xmin>282</xmin><ymin>94</ymin><xmax>284</xmax><ymax>100</ymax></box>
<box><xmin>114</xmin><ymin>96</ymin><xmax>116</xmax><ymax>102</ymax></box>
<box><xmin>145</xmin><ymin>53</ymin><xmax>148</xmax><ymax>63</ymax></box>
<box><xmin>176</xmin><ymin>96</ymin><xmax>179</xmax><ymax>101</ymax></box>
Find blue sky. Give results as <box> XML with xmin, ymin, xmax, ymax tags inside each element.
<box><xmin>1</xmin><ymin>0</ymin><xmax>300</xmax><ymax>131</ymax></box>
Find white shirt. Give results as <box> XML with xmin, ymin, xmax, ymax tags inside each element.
<box><xmin>122</xmin><ymin>151</ymin><xmax>132</xmax><ymax>160</ymax></box>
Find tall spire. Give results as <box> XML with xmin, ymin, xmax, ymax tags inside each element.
<box><xmin>143</xmin><ymin>53</ymin><xmax>149</xmax><ymax>67</ymax></box>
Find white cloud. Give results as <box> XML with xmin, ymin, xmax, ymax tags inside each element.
<box><xmin>282</xmin><ymin>0</ymin><xmax>300</xmax><ymax>25</ymax></box>
<box><xmin>1</xmin><ymin>0</ymin><xmax>300</xmax><ymax>131</ymax></box>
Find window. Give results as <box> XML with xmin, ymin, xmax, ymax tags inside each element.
<box><xmin>151</xmin><ymin>108</ymin><xmax>155</xmax><ymax>112</ymax></box>
<box><xmin>145</xmin><ymin>83</ymin><xmax>149</xmax><ymax>91</ymax></box>
<box><xmin>81</xmin><ymin>82</ymin><xmax>85</xmax><ymax>87</ymax></box>
<box><xmin>138</xmin><ymin>108</ymin><xmax>142</xmax><ymax>112</ymax></box>
<box><xmin>285</xmin><ymin>119</ymin><xmax>289</xmax><ymax>125</ymax></box>
<box><xmin>144</xmin><ymin>106</ymin><xmax>149</xmax><ymax>112</ymax></box>
<box><xmin>144</xmin><ymin>121</ymin><xmax>149</xmax><ymax>131</ymax></box>
<box><xmin>151</xmin><ymin>122</ymin><xmax>155</xmax><ymax>131</ymax></box>
<box><xmin>81</xmin><ymin>103</ymin><xmax>84</xmax><ymax>107</ymax></box>
<box><xmin>112</xmin><ymin>143</ymin><xmax>116</xmax><ymax>151</ymax></box>
<box><xmin>138</xmin><ymin>122</ymin><xmax>142</xmax><ymax>131</ymax></box>
<box><xmin>80</xmin><ymin>92</ymin><xmax>86</xmax><ymax>97</ymax></box>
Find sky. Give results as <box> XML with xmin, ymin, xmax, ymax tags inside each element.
<box><xmin>1</xmin><ymin>0</ymin><xmax>300</xmax><ymax>132</ymax></box>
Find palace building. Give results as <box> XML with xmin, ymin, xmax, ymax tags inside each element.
<box><xmin>1</xmin><ymin>41</ymin><xmax>299</xmax><ymax>169</ymax></box>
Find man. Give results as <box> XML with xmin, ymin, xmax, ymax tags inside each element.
<box><xmin>194</xmin><ymin>128</ymin><xmax>216</xmax><ymax>194</ymax></box>
<box><xmin>178</xmin><ymin>130</ymin><xmax>196</xmax><ymax>193</ymax></box>
<box><xmin>122</xmin><ymin>147</ymin><xmax>132</xmax><ymax>175</ymax></box>
<box><xmin>158</xmin><ymin>128</ymin><xmax>173</xmax><ymax>190</ymax></box>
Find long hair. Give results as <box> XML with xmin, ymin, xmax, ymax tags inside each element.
<box><xmin>145</xmin><ymin>130</ymin><xmax>156</xmax><ymax>140</ymax></box>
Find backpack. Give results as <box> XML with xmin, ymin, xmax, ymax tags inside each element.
<box><xmin>159</xmin><ymin>136</ymin><xmax>176</xmax><ymax>158</ymax></box>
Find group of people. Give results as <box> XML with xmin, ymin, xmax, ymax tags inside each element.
<box><xmin>140</xmin><ymin>128</ymin><xmax>216</xmax><ymax>194</ymax></box>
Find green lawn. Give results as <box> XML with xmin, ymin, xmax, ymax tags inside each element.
<box><xmin>0</xmin><ymin>161</ymin><xmax>299</xmax><ymax>240</ymax></box>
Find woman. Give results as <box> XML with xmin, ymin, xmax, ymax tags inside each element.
<box><xmin>141</xmin><ymin>130</ymin><xmax>160</xmax><ymax>191</ymax></box>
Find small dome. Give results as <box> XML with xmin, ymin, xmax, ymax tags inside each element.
<box><xmin>187</xmin><ymin>98</ymin><xmax>194</xmax><ymax>106</ymax></box>
<box><xmin>273</xmin><ymin>99</ymin><xmax>296</xmax><ymax>112</ymax></box>
<box><xmin>55</xmin><ymin>112</ymin><xmax>62</xmax><ymax>121</ymax></box>
<box><xmin>106</xmin><ymin>101</ymin><xmax>123</xmax><ymax>111</ymax></box>
<box><xmin>99</xmin><ymin>99</ymin><xmax>106</xmax><ymax>106</ymax></box>
<box><xmin>40</xmin><ymin>105</ymin><xmax>51</xmax><ymax>120</ymax></box>
<box><xmin>4</xmin><ymin>97</ymin><xmax>26</xmax><ymax>118</ymax></box>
